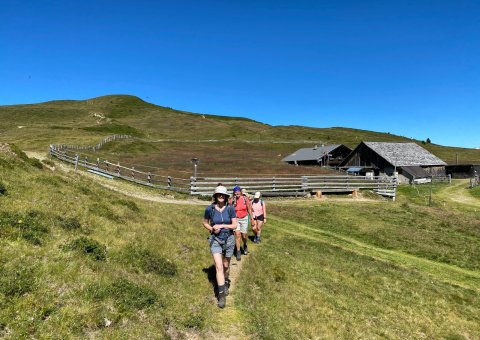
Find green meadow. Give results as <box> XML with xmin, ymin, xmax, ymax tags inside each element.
<box><xmin>0</xmin><ymin>146</ymin><xmax>479</xmax><ymax>338</ymax></box>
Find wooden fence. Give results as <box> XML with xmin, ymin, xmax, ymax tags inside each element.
<box><xmin>53</xmin><ymin>134</ymin><xmax>133</xmax><ymax>152</ymax></box>
<box><xmin>49</xmin><ymin>146</ymin><xmax>191</xmax><ymax>192</ymax></box>
<box><xmin>432</xmin><ymin>175</ymin><xmax>452</xmax><ymax>184</ymax></box>
<box><xmin>190</xmin><ymin>175</ymin><xmax>397</xmax><ymax>198</ymax></box>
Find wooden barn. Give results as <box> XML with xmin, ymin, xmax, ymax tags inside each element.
<box><xmin>282</xmin><ymin>144</ymin><xmax>352</xmax><ymax>167</ymax></box>
<box><xmin>446</xmin><ymin>164</ymin><xmax>480</xmax><ymax>179</ymax></box>
<box><xmin>340</xmin><ymin>142</ymin><xmax>447</xmax><ymax>183</ymax></box>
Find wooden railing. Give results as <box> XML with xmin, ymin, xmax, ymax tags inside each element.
<box><xmin>54</xmin><ymin>134</ymin><xmax>133</xmax><ymax>152</ymax></box>
<box><xmin>49</xmin><ymin>146</ymin><xmax>190</xmax><ymax>192</ymax></box>
<box><xmin>190</xmin><ymin>175</ymin><xmax>397</xmax><ymax>198</ymax></box>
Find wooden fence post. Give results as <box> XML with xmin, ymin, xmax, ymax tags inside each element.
<box><xmin>190</xmin><ymin>177</ymin><xmax>196</xmax><ymax>195</ymax></box>
<box><xmin>96</xmin><ymin>158</ymin><xmax>100</xmax><ymax>169</ymax></box>
<box><xmin>132</xmin><ymin>167</ymin><xmax>135</xmax><ymax>179</ymax></box>
<box><xmin>105</xmin><ymin>161</ymin><xmax>109</xmax><ymax>172</ymax></box>
<box><xmin>116</xmin><ymin>162</ymin><xmax>120</xmax><ymax>175</ymax></box>
<box><xmin>148</xmin><ymin>173</ymin><xmax>152</xmax><ymax>184</ymax></box>
<box><xmin>74</xmin><ymin>154</ymin><xmax>79</xmax><ymax>172</ymax></box>
<box><xmin>168</xmin><ymin>176</ymin><xmax>172</xmax><ymax>189</ymax></box>
<box><xmin>301</xmin><ymin>176</ymin><xmax>308</xmax><ymax>192</ymax></box>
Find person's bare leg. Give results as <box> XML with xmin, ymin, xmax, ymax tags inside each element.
<box><xmin>235</xmin><ymin>231</ymin><xmax>241</xmax><ymax>252</ymax></box>
<box><xmin>213</xmin><ymin>253</ymin><xmax>225</xmax><ymax>286</ymax></box>
<box><xmin>257</xmin><ymin>220</ymin><xmax>264</xmax><ymax>241</ymax></box>
<box><xmin>223</xmin><ymin>256</ymin><xmax>231</xmax><ymax>280</ymax></box>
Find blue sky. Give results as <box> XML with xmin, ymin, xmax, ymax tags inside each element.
<box><xmin>1</xmin><ymin>0</ymin><xmax>479</xmax><ymax>148</ymax></box>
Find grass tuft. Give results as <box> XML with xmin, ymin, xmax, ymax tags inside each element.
<box><xmin>0</xmin><ymin>181</ymin><xmax>6</xmax><ymax>195</ymax></box>
<box><xmin>86</xmin><ymin>278</ymin><xmax>158</xmax><ymax>311</ymax></box>
<box><xmin>112</xmin><ymin>199</ymin><xmax>140</xmax><ymax>212</ymax></box>
<box><xmin>88</xmin><ymin>203</ymin><xmax>119</xmax><ymax>221</ymax></box>
<box><xmin>0</xmin><ymin>262</ymin><xmax>36</xmax><ymax>297</ymax></box>
<box><xmin>121</xmin><ymin>245</ymin><xmax>177</xmax><ymax>276</ymax></box>
<box><xmin>0</xmin><ymin>210</ymin><xmax>50</xmax><ymax>245</ymax></box>
<box><xmin>62</xmin><ymin>236</ymin><xmax>107</xmax><ymax>261</ymax></box>
<box><xmin>57</xmin><ymin>216</ymin><xmax>82</xmax><ymax>230</ymax></box>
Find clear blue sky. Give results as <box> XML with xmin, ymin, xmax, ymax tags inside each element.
<box><xmin>1</xmin><ymin>0</ymin><xmax>479</xmax><ymax>148</ymax></box>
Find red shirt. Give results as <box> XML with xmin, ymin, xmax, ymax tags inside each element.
<box><xmin>230</xmin><ymin>196</ymin><xmax>249</xmax><ymax>218</ymax></box>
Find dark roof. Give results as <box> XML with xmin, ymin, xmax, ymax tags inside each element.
<box><xmin>364</xmin><ymin>142</ymin><xmax>447</xmax><ymax>167</ymax></box>
<box><xmin>401</xmin><ymin>166</ymin><xmax>430</xmax><ymax>178</ymax></box>
<box><xmin>282</xmin><ymin>144</ymin><xmax>343</xmax><ymax>162</ymax></box>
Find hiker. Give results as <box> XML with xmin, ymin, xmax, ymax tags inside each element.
<box><xmin>203</xmin><ymin>185</ymin><xmax>237</xmax><ymax>308</ymax></box>
<box><xmin>251</xmin><ymin>191</ymin><xmax>267</xmax><ymax>243</ymax></box>
<box><xmin>229</xmin><ymin>186</ymin><xmax>254</xmax><ymax>261</ymax></box>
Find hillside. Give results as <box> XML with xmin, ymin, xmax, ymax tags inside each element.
<box><xmin>1</xmin><ymin>144</ymin><xmax>479</xmax><ymax>338</ymax></box>
<box><xmin>1</xmin><ymin>95</ymin><xmax>479</xmax><ymax>175</ymax></box>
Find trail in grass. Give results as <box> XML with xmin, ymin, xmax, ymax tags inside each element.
<box><xmin>436</xmin><ymin>180</ymin><xmax>480</xmax><ymax>207</ymax></box>
<box><xmin>206</xmin><ymin>248</ymin><xmax>252</xmax><ymax>339</ymax></box>
<box><xmin>269</xmin><ymin>216</ymin><xmax>480</xmax><ymax>292</ymax></box>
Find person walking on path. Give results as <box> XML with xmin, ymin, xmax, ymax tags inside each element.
<box><xmin>229</xmin><ymin>186</ymin><xmax>254</xmax><ymax>261</ymax></box>
<box><xmin>251</xmin><ymin>191</ymin><xmax>267</xmax><ymax>243</ymax></box>
<box><xmin>203</xmin><ymin>185</ymin><xmax>237</xmax><ymax>308</ymax></box>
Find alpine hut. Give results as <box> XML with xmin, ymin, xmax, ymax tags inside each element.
<box><xmin>282</xmin><ymin>144</ymin><xmax>352</xmax><ymax>167</ymax></box>
<box><xmin>340</xmin><ymin>142</ymin><xmax>447</xmax><ymax>183</ymax></box>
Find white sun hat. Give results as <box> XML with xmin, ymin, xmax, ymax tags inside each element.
<box><xmin>254</xmin><ymin>191</ymin><xmax>261</xmax><ymax>199</ymax></box>
<box><xmin>213</xmin><ymin>185</ymin><xmax>229</xmax><ymax>198</ymax></box>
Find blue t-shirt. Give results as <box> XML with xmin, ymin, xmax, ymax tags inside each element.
<box><xmin>204</xmin><ymin>204</ymin><xmax>236</xmax><ymax>227</ymax></box>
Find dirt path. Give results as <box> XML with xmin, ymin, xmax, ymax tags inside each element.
<box><xmin>437</xmin><ymin>180</ymin><xmax>480</xmax><ymax>208</ymax></box>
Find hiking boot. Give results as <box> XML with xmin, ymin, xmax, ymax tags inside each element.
<box><xmin>254</xmin><ymin>236</ymin><xmax>258</xmax><ymax>243</ymax></box>
<box><xmin>257</xmin><ymin>236</ymin><xmax>261</xmax><ymax>243</ymax></box>
<box><xmin>243</xmin><ymin>245</ymin><xmax>248</xmax><ymax>255</ymax></box>
<box><xmin>236</xmin><ymin>250</ymin><xmax>241</xmax><ymax>261</ymax></box>
<box><xmin>225</xmin><ymin>279</ymin><xmax>231</xmax><ymax>296</ymax></box>
<box><xmin>217</xmin><ymin>290</ymin><xmax>226</xmax><ymax>308</ymax></box>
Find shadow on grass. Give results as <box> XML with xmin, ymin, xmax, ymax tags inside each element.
<box><xmin>202</xmin><ymin>265</ymin><xmax>217</xmax><ymax>296</ymax></box>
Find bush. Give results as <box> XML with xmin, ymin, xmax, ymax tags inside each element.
<box><xmin>86</xmin><ymin>278</ymin><xmax>157</xmax><ymax>311</ymax></box>
<box><xmin>0</xmin><ymin>182</ymin><xmax>6</xmax><ymax>195</ymax></box>
<box><xmin>63</xmin><ymin>237</ymin><xmax>107</xmax><ymax>261</ymax></box>
<box><xmin>57</xmin><ymin>216</ymin><xmax>81</xmax><ymax>230</ymax></box>
<box><xmin>123</xmin><ymin>245</ymin><xmax>177</xmax><ymax>276</ymax></box>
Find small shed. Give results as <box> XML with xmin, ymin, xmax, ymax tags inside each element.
<box><xmin>282</xmin><ymin>144</ymin><xmax>352</xmax><ymax>167</ymax></box>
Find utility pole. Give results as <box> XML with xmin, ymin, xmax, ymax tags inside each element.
<box><xmin>191</xmin><ymin>158</ymin><xmax>199</xmax><ymax>178</ymax></box>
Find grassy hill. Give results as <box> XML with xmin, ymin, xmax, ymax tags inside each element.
<box><xmin>1</xmin><ymin>95</ymin><xmax>479</xmax><ymax>177</ymax></box>
<box><xmin>0</xmin><ymin>145</ymin><xmax>479</xmax><ymax>338</ymax></box>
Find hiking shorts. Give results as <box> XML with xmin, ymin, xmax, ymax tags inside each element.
<box><xmin>236</xmin><ymin>216</ymin><xmax>249</xmax><ymax>234</ymax></box>
<box><xmin>210</xmin><ymin>234</ymin><xmax>235</xmax><ymax>258</ymax></box>
<box><xmin>254</xmin><ymin>214</ymin><xmax>265</xmax><ymax>222</ymax></box>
